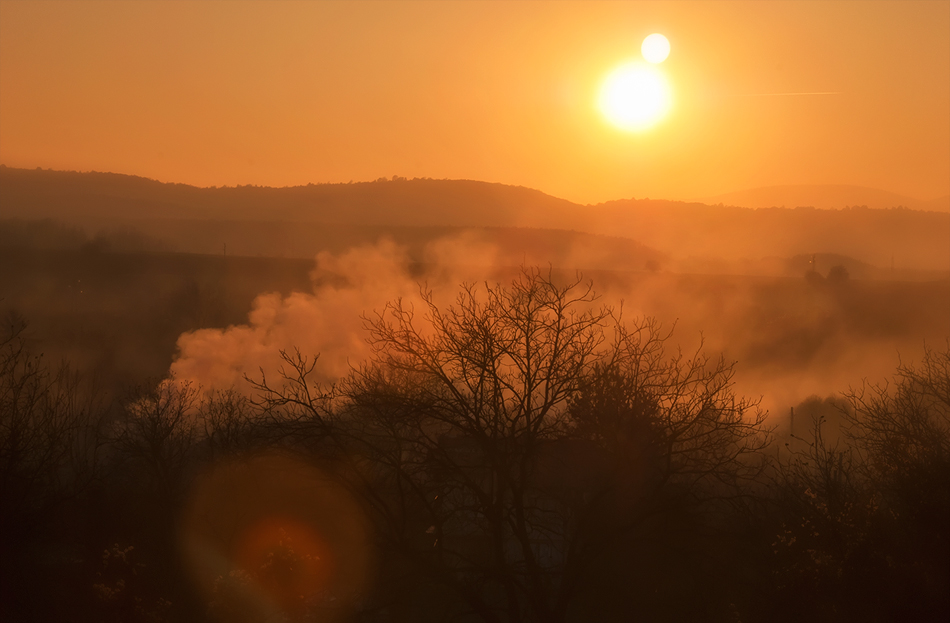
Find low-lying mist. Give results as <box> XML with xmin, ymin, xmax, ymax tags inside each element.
<box><xmin>169</xmin><ymin>235</ymin><xmax>950</xmax><ymax>424</ymax></box>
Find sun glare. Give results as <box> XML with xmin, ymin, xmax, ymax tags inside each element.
<box><xmin>598</xmin><ymin>62</ymin><xmax>672</xmax><ymax>131</ymax></box>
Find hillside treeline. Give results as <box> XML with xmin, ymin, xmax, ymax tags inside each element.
<box><xmin>1</xmin><ymin>269</ymin><xmax>947</xmax><ymax>622</ymax></box>
<box><xmin>3</xmin><ymin>166</ymin><xmax>949</xmax><ymax>271</ymax></box>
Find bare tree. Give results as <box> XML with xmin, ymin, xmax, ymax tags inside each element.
<box><xmin>845</xmin><ymin>343</ymin><xmax>950</xmax><ymax>598</ymax></box>
<box><xmin>845</xmin><ymin>343</ymin><xmax>950</xmax><ymax>486</ymax></box>
<box><xmin>110</xmin><ymin>379</ymin><xmax>199</xmax><ymax>502</ymax></box>
<box><xmin>197</xmin><ymin>388</ymin><xmax>256</xmax><ymax>461</ymax></box>
<box><xmin>0</xmin><ymin>313</ymin><xmax>104</xmax><ymax>614</ymax></box>
<box><xmin>766</xmin><ymin>344</ymin><xmax>950</xmax><ymax>621</ymax></box>
<box><xmin>248</xmin><ymin>268</ymin><xmax>770</xmax><ymax>622</ymax></box>
<box><xmin>0</xmin><ymin>313</ymin><xmax>101</xmax><ymax>533</ymax></box>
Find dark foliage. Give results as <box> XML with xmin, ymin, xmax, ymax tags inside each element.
<box><xmin>0</xmin><ymin>271</ymin><xmax>947</xmax><ymax>622</ymax></box>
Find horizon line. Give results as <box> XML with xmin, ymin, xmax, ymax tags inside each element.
<box><xmin>2</xmin><ymin>163</ymin><xmax>947</xmax><ymax>209</ymax></box>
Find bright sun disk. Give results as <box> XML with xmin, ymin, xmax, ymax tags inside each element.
<box><xmin>598</xmin><ymin>62</ymin><xmax>672</xmax><ymax>131</ymax></box>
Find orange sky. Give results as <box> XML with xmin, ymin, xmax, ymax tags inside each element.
<box><xmin>1</xmin><ymin>0</ymin><xmax>948</xmax><ymax>204</ymax></box>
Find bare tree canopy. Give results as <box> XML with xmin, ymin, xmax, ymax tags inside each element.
<box><xmin>249</xmin><ymin>268</ymin><xmax>770</xmax><ymax>622</ymax></box>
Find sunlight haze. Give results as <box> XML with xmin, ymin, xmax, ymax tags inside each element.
<box><xmin>1</xmin><ymin>3</ymin><xmax>948</xmax><ymax>620</ymax></box>
<box><xmin>1</xmin><ymin>1</ymin><xmax>948</xmax><ymax>204</ymax></box>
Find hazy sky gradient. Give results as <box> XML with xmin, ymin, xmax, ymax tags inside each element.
<box><xmin>1</xmin><ymin>0</ymin><xmax>947</xmax><ymax>204</ymax></box>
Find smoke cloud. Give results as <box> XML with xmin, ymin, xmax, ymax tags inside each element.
<box><xmin>170</xmin><ymin>234</ymin><xmax>515</xmax><ymax>392</ymax></box>
<box><xmin>169</xmin><ymin>236</ymin><xmax>948</xmax><ymax>428</ymax></box>
<box><xmin>170</xmin><ymin>239</ymin><xmax>421</xmax><ymax>391</ymax></box>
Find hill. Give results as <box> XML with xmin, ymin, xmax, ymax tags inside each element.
<box><xmin>0</xmin><ymin>218</ymin><xmax>667</xmax><ymax>273</ymax></box>
<box><xmin>2</xmin><ymin>166</ymin><xmax>948</xmax><ymax>272</ymax></box>
<box><xmin>582</xmin><ymin>199</ymin><xmax>950</xmax><ymax>272</ymax></box>
<box><xmin>700</xmin><ymin>184</ymin><xmax>949</xmax><ymax>212</ymax></box>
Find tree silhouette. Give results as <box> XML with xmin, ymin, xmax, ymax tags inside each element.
<box><xmin>252</xmin><ymin>267</ymin><xmax>771</xmax><ymax>622</ymax></box>
<box><xmin>0</xmin><ymin>313</ymin><xmax>103</xmax><ymax>617</ymax></box>
<box><xmin>766</xmin><ymin>343</ymin><xmax>950</xmax><ymax>621</ymax></box>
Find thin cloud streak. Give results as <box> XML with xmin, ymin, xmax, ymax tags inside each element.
<box><xmin>729</xmin><ymin>91</ymin><xmax>842</xmax><ymax>96</ymax></box>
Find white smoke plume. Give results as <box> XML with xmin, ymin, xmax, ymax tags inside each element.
<box><xmin>169</xmin><ymin>234</ymin><xmax>514</xmax><ymax>393</ymax></box>
<box><xmin>169</xmin><ymin>234</ymin><xmax>946</xmax><ymax>429</ymax></box>
<box><xmin>170</xmin><ymin>239</ymin><xmax>422</xmax><ymax>391</ymax></box>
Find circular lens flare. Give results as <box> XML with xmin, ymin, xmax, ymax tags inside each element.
<box><xmin>598</xmin><ymin>62</ymin><xmax>672</xmax><ymax>131</ymax></box>
<box><xmin>178</xmin><ymin>454</ymin><xmax>372</xmax><ymax>623</ymax></box>
<box><xmin>234</xmin><ymin>516</ymin><xmax>332</xmax><ymax>615</ymax></box>
<box><xmin>641</xmin><ymin>33</ymin><xmax>670</xmax><ymax>63</ymax></box>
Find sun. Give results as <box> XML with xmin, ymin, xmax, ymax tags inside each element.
<box><xmin>598</xmin><ymin>62</ymin><xmax>672</xmax><ymax>131</ymax></box>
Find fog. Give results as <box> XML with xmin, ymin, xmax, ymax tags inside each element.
<box><xmin>166</xmin><ymin>234</ymin><xmax>947</xmax><ymax>424</ymax></box>
<box><xmin>2</xmin><ymin>170</ymin><xmax>948</xmax><ymax>622</ymax></box>
<box><xmin>2</xmin><ymin>0</ymin><xmax>948</xmax><ymax>618</ymax></box>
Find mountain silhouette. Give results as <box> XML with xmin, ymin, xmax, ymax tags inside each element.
<box><xmin>700</xmin><ymin>184</ymin><xmax>949</xmax><ymax>213</ymax></box>
<box><xmin>2</xmin><ymin>166</ymin><xmax>948</xmax><ymax>272</ymax></box>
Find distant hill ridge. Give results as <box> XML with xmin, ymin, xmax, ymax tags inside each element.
<box><xmin>0</xmin><ymin>165</ymin><xmax>582</xmax><ymax>227</ymax></box>
<box><xmin>701</xmin><ymin>184</ymin><xmax>950</xmax><ymax>213</ymax></box>
<box><xmin>1</xmin><ymin>166</ymin><xmax>948</xmax><ymax>271</ymax></box>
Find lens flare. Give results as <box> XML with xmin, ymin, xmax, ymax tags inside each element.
<box><xmin>178</xmin><ymin>453</ymin><xmax>371</xmax><ymax>623</ymax></box>
<box><xmin>234</xmin><ymin>516</ymin><xmax>332</xmax><ymax>615</ymax></box>
<box><xmin>598</xmin><ymin>62</ymin><xmax>672</xmax><ymax>131</ymax></box>
<box><xmin>641</xmin><ymin>33</ymin><xmax>671</xmax><ymax>63</ymax></box>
